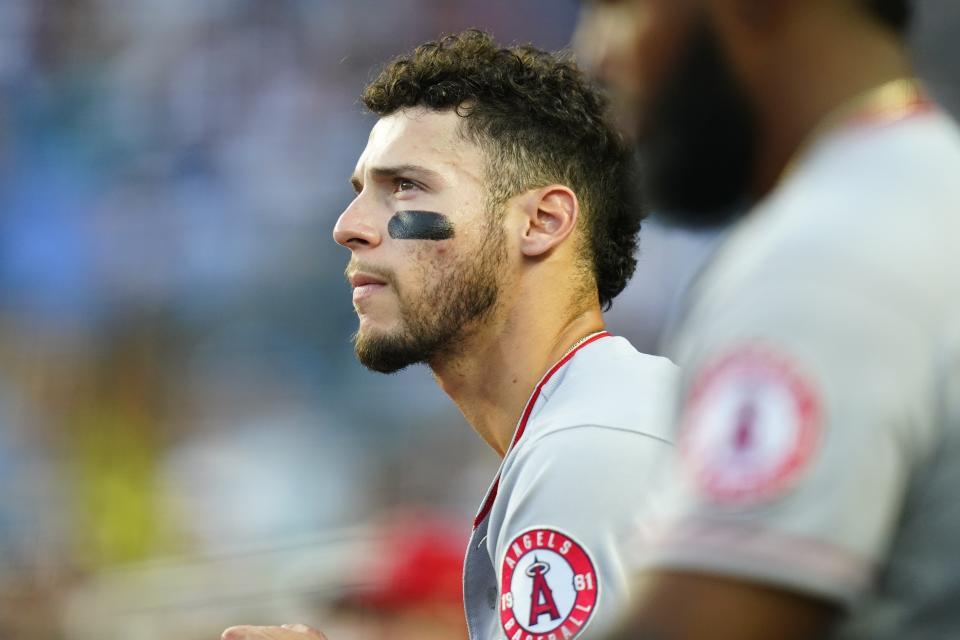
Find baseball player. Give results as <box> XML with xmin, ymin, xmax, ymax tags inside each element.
<box><xmin>223</xmin><ymin>30</ymin><xmax>677</xmax><ymax>640</ymax></box>
<box><xmin>576</xmin><ymin>0</ymin><xmax>960</xmax><ymax>638</ymax></box>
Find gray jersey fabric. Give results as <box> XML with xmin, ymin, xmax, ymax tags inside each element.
<box><xmin>642</xmin><ymin>103</ymin><xmax>960</xmax><ymax>638</ymax></box>
<box><xmin>464</xmin><ymin>333</ymin><xmax>677</xmax><ymax>640</ymax></box>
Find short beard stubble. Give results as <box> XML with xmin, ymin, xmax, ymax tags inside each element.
<box><xmin>636</xmin><ymin>12</ymin><xmax>758</xmax><ymax>229</ymax></box>
<box><xmin>353</xmin><ymin>216</ymin><xmax>506</xmax><ymax>374</ymax></box>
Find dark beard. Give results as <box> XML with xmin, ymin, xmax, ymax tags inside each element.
<box><xmin>636</xmin><ymin>14</ymin><xmax>757</xmax><ymax>229</ymax></box>
<box><xmin>353</xmin><ymin>224</ymin><xmax>505</xmax><ymax>374</ymax></box>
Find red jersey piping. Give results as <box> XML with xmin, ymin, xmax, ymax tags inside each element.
<box><xmin>472</xmin><ymin>331</ymin><xmax>613</xmax><ymax>529</ymax></box>
<box><xmin>845</xmin><ymin>98</ymin><xmax>935</xmax><ymax>129</ymax></box>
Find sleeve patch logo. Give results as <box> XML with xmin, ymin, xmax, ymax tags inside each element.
<box><xmin>680</xmin><ymin>348</ymin><xmax>821</xmax><ymax>504</ymax></box>
<box><xmin>499</xmin><ymin>528</ymin><xmax>598</xmax><ymax>640</ymax></box>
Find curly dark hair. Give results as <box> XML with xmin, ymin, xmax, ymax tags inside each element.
<box><xmin>361</xmin><ymin>29</ymin><xmax>643</xmax><ymax>311</ymax></box>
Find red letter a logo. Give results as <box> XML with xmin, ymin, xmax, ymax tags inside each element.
<box><xmin>527</xmin><ymin>558</ymin><xmax>561</xmax><ymax>626</ymax></box>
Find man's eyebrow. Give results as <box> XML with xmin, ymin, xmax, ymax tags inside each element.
<box><xmin>350</xmin><ymin>164</ymin><xmax>444</xmax><ymax>193</ymax></box>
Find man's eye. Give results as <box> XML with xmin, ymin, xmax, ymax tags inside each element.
<box><xmin>395</xmin><ymin>178</ymin><xmax>419</xmax><ymax>192</ymax></box>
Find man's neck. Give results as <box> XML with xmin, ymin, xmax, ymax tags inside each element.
<box><xmin>749</xmin><ymin>12</ymin><xmax>912</xmax><ymax>198</ymax></box>
<box><xmin>430</xmin><ymin>294</ymin><xmax>605</xmax><ymax>458</ymax></box>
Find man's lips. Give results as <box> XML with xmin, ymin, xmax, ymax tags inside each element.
<box><xmin>349</xmin><ymin>272</ymin><xmax>388</xmax><ymax>302</ymax></box>
<box><xmin>349</xmin><ymin>272</ymin><xmax>387</xmax><ymax>288</ymax></box>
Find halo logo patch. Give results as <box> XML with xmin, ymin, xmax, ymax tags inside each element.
<box><xmin>681</xmin><ymin>348</ymin><xmax>821</xmax><ymax>504</ymax></box>
<box><xmin>499</xmin><ymin>528</ymin><xmax>598</xmax><ymax>640</ymax></box>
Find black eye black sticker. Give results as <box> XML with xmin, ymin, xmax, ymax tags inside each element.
<box><xmin>388</xmin><ymin>210</ymin><xmax>455</xmax><ymax>241</ymax></box>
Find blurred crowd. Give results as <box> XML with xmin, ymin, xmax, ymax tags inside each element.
<box><xmin>0</xmin><ymin>0</ymin><xmax>573</xmax><ymax>636</ymax></box>
<box><xmin>0</xmin><ymin>0</ymin><xmax>957</xmax><ymax>638</ymax></box>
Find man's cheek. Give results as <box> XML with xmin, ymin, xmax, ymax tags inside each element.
<box><xmin>636</xmin><ymin>0</ymin><xmax>700</xmax><ymax>100</ymax></box>
<box><xmin>388</xmin><ymin>210</ymin><xmax>455</xmax><ymax>240</ymax></box>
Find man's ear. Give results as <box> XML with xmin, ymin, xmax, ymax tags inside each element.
<box><xmin>518</xmin><ymin>185</ymin><xmax>580</xmax><ymax>258</ymax></box>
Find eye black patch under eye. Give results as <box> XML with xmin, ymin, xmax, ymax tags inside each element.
<box><xmin>388</xmin><ymin>210</ymin><xmax>455</xmax><ymax>241</ymax></box>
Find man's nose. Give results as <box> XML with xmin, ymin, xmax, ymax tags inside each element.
<box><xmin>573</xmin><ymin>9</ymin><xmax>626</xmax><ymax>87</ymax></box>
<box><xmin>573</xmin><ymin>12</ymin><xmax>611</xmax><ymax>80</ymax></box>
<box><xmin>333</xmin><ymin>199</ymin><xmax>383</xmax><ymax>249</ymax></box>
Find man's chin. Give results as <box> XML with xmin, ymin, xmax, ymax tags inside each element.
<box><xmin>353</xmin><ymin>330</ymin><xmax>425</xmax><ymax>374</ymax></box>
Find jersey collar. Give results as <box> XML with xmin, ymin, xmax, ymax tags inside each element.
<box><xmin>472</xmin><ymin>331</ymin><xmax>613</xmax><ymax>529</ymax></box>
<box><xmin>780</xmin><ymin>77</ymin><xmax>934</xmax><ymax>186</ymax></box>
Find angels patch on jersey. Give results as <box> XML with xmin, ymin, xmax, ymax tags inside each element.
<box><xmin>680</xmin><ymin>347</ymin><xmax>822</xmax><ymax>504</ymax></box>
<box><xmin>499</xmin><ymin>528</ymin><xmax>598</xmax><ymax>640</ymax></box>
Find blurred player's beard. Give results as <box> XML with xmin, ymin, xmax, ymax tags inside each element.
<box><xmin>352</xmin><ymin>220</ymin><xmax>506</xmax><ymax>374</ymax></box>
<box><xmin>636</xmin><ymin>13</ymin><xmax>757</xmax><ymax>229</ymax></box>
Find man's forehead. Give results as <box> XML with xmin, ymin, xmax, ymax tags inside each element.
<box><xmin>355</xmin><ymin>108</ymin><xmax>481</xmax><ymax>179</ymax></box>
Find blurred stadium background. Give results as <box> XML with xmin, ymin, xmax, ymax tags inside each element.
<box><xmin>0</xmin><ymin>1</ymin><xmax>956</xmax><ymax>638</ymax></box>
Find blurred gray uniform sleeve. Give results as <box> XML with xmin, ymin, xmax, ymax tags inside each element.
<box><xmin>645</xmin><ymin>273</ymin><xmax>940</xmax><ymax>606</ymax></box>
<box><xmin>490</xmin><ymin>424</ymin><xmax>672</xmax><ymax>638</ymax></box>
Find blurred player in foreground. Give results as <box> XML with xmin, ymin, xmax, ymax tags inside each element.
<box><xmin>223</xmin><ymin>30</ymin><xmax>677</xmax><ymax>640</ymax></box>
<box><xmin>576</xmin><ymin>0</ymin><xmax>960</xmax><ymax>638</ymax></box>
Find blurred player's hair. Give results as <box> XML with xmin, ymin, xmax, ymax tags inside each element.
<box><xmin>868</xmin><ymin>0</ymin><xmax>912</xmax><ymax>34</ymax></box>
<box><xmin>362</xmin><ymin>29</ymin><xmax>643</xmax><ymax>310</ymax></box>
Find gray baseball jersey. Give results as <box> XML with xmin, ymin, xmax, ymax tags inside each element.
<box><xmin>639</xmin><ymin>90</ymin><xmax>960</xmax><ymax>638</ymax></box>
<box><xmin>464</xmin><ymin>332</ymin><xmax>677</xmax><ymax>640</ymax></box>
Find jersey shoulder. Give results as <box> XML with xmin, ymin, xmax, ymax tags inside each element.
<box><xmin>523</xmin><ymin>336</ymin><xmax>678</xmax><ymax>447</ymax></box>
<box><xmin>692</xmin><ymin>109</ymin><xmax>960</xmax><ymax>336</ymax></box>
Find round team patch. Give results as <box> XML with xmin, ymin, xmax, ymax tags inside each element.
<box><xmin>680</xmin><ymin>348</ymin><xmax>821</xmax><ymax>504</ymax></box>
<box><xmin>499</xmin><ymin>528</ymin><xmax>598</xmax><ymax>640</ymax></box>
